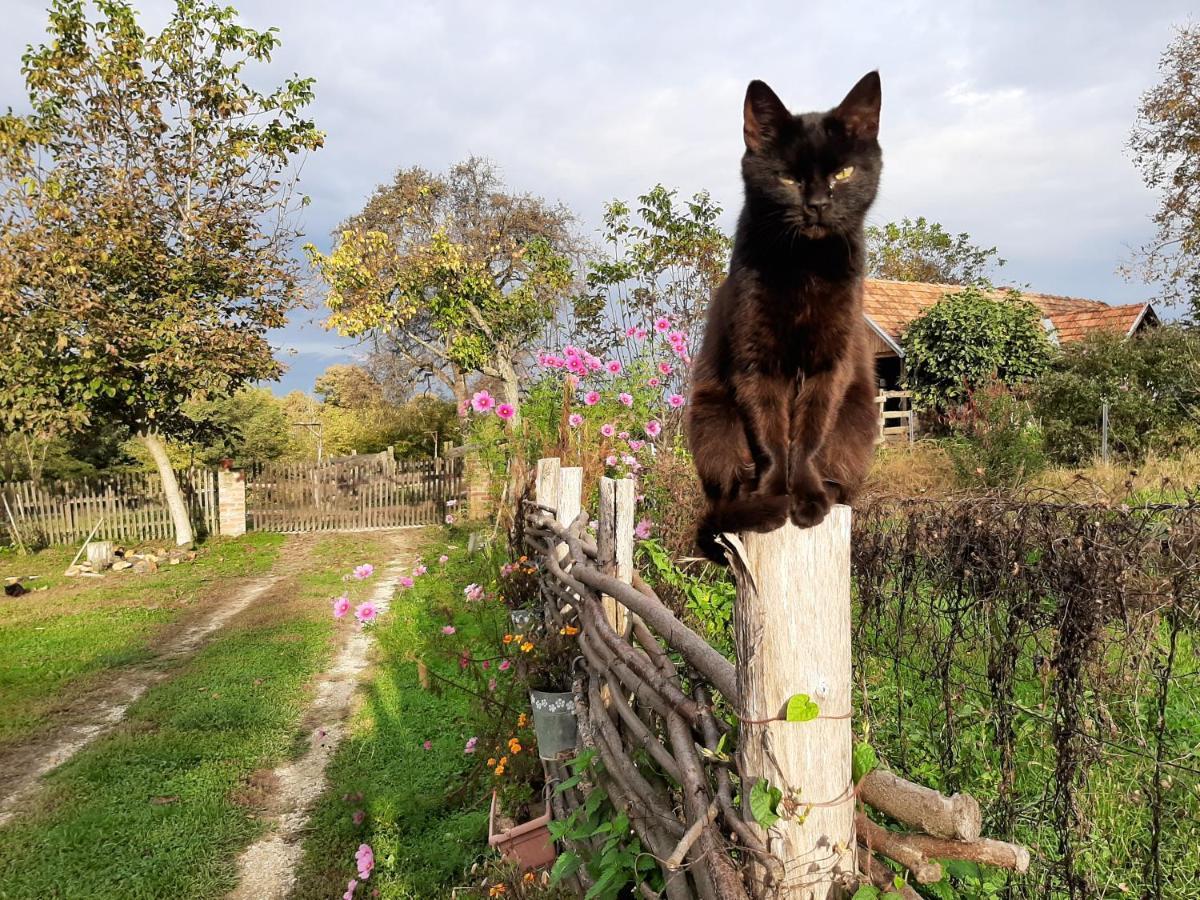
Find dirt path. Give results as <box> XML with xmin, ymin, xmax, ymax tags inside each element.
<box><xmin>227</xmin><ymin>531</ymin><xmax>426</xmax><ymax>900</ymax></box>
<box><xmin>0</xmin><ymin>534</ymin><xmax>322</xmax><ymax>827</ymax></box>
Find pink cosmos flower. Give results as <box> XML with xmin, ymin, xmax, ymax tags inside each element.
<box><xmin>344</xmin><ymin>879</ymin><xmax>358</xmax><ymax>900</ymax></box>
<box><xmin>648</xmin><ymin>377</ymin><xmax>661</xmax><ymax>388</ymax></box>
<box><xmin>482</xmin><ymin>659</ymin><xmax>490</xmax><ymax>669</ymax></box>
<box><xmin>668</xmin><ymin>393</ymin><xmax>686</xmax><ymax>408</ymax></box>
<box><xmin>583</xmin><ymin>391</ymin><xmax>600</xmax><ymax>406</ymax></box>
<box><xmin>422</xmin><ymin>740</ymin><xmax>432</xmax><ymax>750</ymax></box>
<box><xmin>471</xmin><ymin>390</ymin><xmax>495</xmax><ymax>413</ymax></box>
<box><xmin>635</xmin><ymin>519</ymin><xmax>653</xmax><ymax>539</ymax></box>
<box><xmin>355</xmin><ymin>843</ymin><xmax>375</xmax><ymax>880</ymax></box>
<box><xmin>600</xmin><ymin>423</ymin><xmax>616</xmax><ymax>438</ymax></box>
<box><xmin>354</xmin><ymin>602</ymin><xmax>378</xmax><ymax>625</ymax></box>
<box><xmin>352</xmin><ymin>809</ymin><xmax>365</xmax><ymax>825</ymax></box>
<box><xmin>621</xmin><ymin>454</ymin><xmax>636</xmax><ymax>466</ymax></box>
<box><xmin>442</xmin><ymin>625</ymin><xmax>456</xmax><ymax>635</ymax></box>
<box><xmin>668</xmin><ymin>330</ymin><xmax>686</xmax><ymax>346</ymax></box>
<box><xmin>568</xmin><ymin>356</ymin><xmax>587</xmax><ymax>375</ymax></box>
<box><xmin>635</xmin><ymin>328</ymin><xmax>648</xmax><ymax>340</ymax></box>
<box><xmin>438</xmin><ymin>554</ymin><xmax>449</xmax><ymax>565</ymax></box>
<box><xmin>353</xmin><ymin>563</ymin><xmax>374</xmax><ymax>580</ymax></box>
<box><xmin>606</xmin><ymin>360</ymin><xmax>622</xmax><ymax>374</ymax></box>
<box><xmin>564</xmin><ymin>345</ymin><xmax>580</xmax><ymax>358</ymax></box>
<box><xmin>499</xmin><ymin>659</ymin><xmax>511</xmax><ymax>671</ymax></box>
<box><xmin>457</xmin><ymin>399</ymin><xmax>470</xmax><ymax>416</ymax></box>
<box><xmin>625</xmin><ymin>326</ymin><xmax>637</xmax><ymax>337</ymax></box>
<box><xmin>645</xmin><ymin>420</ymin><xmax>662</xmax><ymax>437</ymax></box>
<box><xmin>658</xmin><ymin>362</ymin><xmax>673</xmax><ymax>375</ymax></box>
<box><xmin>619</xmin><ymin>392</ymin><xmax>633</xmax><ymax>407</ymax></box>
<box><xmin>628</xmin><ymin>439</ymin><xmax>645</xmax><ymax>451</ymax></box>
<box><xmin>496</xmin><ymin>403</ymin><xmax>515</xmax><ymax>421</ymax></box>
<box><xmin>588</xmin><ymin>356</ymin><xmax>603</xmax><ymax>372</ymax></box>
<box><xmin>399</xmin><ymin>576</ymin><xmax>414</xmax><ymax>589</ymax></box>
<box><xmin>445</xmin><ymin>514</ymin><xmax>456</xmax><ymax>525</ymax></box>
<box><xmin>566</xmin><ymin>374</ymin><xmax>579</xmax><ymax>388</ymax></box>
<box><xmin>332</xmin><ymin>595</ymin><xmax>350</xmax><ymax>619</ymax></box>
<box><xmin>413</xmin><ymin>565</ymin><xmax>427</xmax><ymax>576</ymax></box>
<box><xmin>464</xmin><ymin>736</ymin><xmax>478</xmax><ymax>753</ymax></box>
<box><xmin>605</xmin><ymin>454</ymin><xmax>618</xmax><ymax>466</ymax></box>
<box><xmin>568</xmin><ymin>413</ymin><xmax>584</xmax><ymax>428</ymax></box>
<box><xmin>464</xmin><ymin>583</ymin><xmax>484</xmax><ymax>601</ymax></box>
<box><xmin>654</xmin><ymin>317</ymin><xmax>671</xmax><ymax>333</ymax></box>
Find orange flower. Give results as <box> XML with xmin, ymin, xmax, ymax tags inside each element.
<box><xmin>487</xmin><ymin>757</ymin><xmax>496</xmax><ymax>767</ymax></box>
<box><xmin>517</xmin><ymin>713</ymin><xmax>528</xmax><ymax>728</ymax></box>
<box><xmin>560</xmin><ymin>625</ymin><xmax>580</xmax><ymax>636</ymax></box>
<box><xmin>502</xmin><ymin>634</ymin><xmax>514</xmax><ymax>644</ymax></box>
<box><xmin>523</xmin><ymin>872</ymin><xmax>536</xmax><ymax>884</ymax></box>
<box><xmin>520</xmin><ymin>641</ymin><xmax>534</xmax><ymax>653</ymax></box>
<box><xmin>489</xmin><ymin>885</ymin><xmax>508</xmax><ymax>896</ymax></box>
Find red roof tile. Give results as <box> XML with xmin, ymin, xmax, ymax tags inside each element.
<box><xmin>862</xmin><ymin>279</ymin><xmax>1154</xmax><ymax>354</ymax></box>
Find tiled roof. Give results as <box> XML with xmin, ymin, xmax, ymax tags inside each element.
<box><xmin>862</xmin><ymin>279</ymin><xmax>1155</xmax><ymax>354</ymax></box>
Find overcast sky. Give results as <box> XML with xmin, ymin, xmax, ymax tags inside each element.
<box><xmin>3</xmin><ymin>0</ymin><xmax>1193</xmax><ymax>393</ymax></box>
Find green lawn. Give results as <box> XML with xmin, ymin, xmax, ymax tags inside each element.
<box><xmin>0</xmin><ymin>532</ymin><xmax>402</xmax><ymax>900</ymax></box>
<box><xmin>0</xmin><ymin>534</ymin><xmax>284</xmax><ymax>752</ymax></box>
<box><xmin>290</xmin><ymin>533</ymin><xmax>504</xmax><ymax>899</ymax></box>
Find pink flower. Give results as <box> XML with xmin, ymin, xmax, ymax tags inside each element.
<box><xmin>600</xmin><ymin>423</ymin><xmax>616</xmax><ymax>438</ymax></box>
<box><xmin>634</xmin><ymin>519</ymin><xmax>653</xmax><ymax>540</ymax></box>
<box><xmin>332</xmin><ymin>595</ymin><xmax>350</xmax><ymax>619</ymax></box>
<box><xmin>471</xmin><ymin>390</ymin><xmax>495</xmax><ymax>413</ymax></box>
<box><xmin>668</xmin><ymin>393</ymin><xmax>686</xmax><ymax>408</ymax></box>
<box><xmin>625</xmin><ymin>326</ymin><xmax>637</xmax><ymax>337</ymax></box>
<box><xmin>413</xmin><ymin>565</ymin><xmax>427</xmax><ymax>576</ymax></box>
<box><xmin>635</xmin><ymin>328</ymin><xmax>648</xmax><ymax>340</ymax></box>
<box><xmin>489</xmin><ymin>678</ymin><xmax>498</xmax><ymax>691</ymax></box>
<box><xmin>354</xmin><ymin>602</ymin><xmax>378</xmax><ymax>625</ymax></box>
<box><xmin>496</xmin><ymin>403</ymin><xmax>516</xmax><ymax>421</ymax></box>
<box><xmin>464</xmin><ymin>736</ymin><xmax>478</xmax><ymax>753</ymax></box>
<box><xmin>622</xmin><ymin>454</ymin><xmax>636</xmax><ymax>466</ymax></box>
<box><xmin>566</xmin><ymin>374</ymin><xmax>579</xmax><ymax>388</ymax></box>
<box><xmin>628</xmin><ymin>439</ymin><xmax>645</xmax><ymax>451</ymax></box>
<box><xmin>605</xmin><ymin>454</ymin><xmax>618</xmax><ymax>466</ymax></box>
<box><xmin>344</xmin><ymin>878</ymin><xmax>358</xmax><ymax>900</ymax></box>
<box><xmin>438</xmin><ymin>554</ymin><xmax>449</xmax><ymax>564</ymax></box>
<box><xmin>668</xmin><ymin>330</ymin><xmax>686</xmax><ymax>346</ymax></box>
<box><xmin>457</xmin><ymin>399</ymin><xmax>470</xmax><ymax>416</ymax></box>
<box><xmin>355</xmin><ymin>843</ymin><xmax>375</xmax><ymax>880</ymax></box>
<box><xmin>482</xmin><ymin>659</ymin><xmax>490</xmax><ymax>669</ymax></box>
<box><xmin>654</xmin><ymin>317</ymin><xmax>671</xmax><ymax>333</ymax></box>
<box><xmin>568</xmin><ymin>413</ymin><xmax>584</xmax><ymax>428</ymax></box>
<box><xmin>445</xmin><ymin>514</ymin><xmax>456</xmax><ymax>525</ymax></box>
<box><xmin>619</xmin><ymin>392</ymin><xmax>633</xmax><ymax>407</ymax></box>
<box><xmin>499</xmin><ymin>659</ymin><xmax>511</xmax><ymax>671</ymax></box>
<box><xmin>606</xmin><ymin>360</ymin><xmax>622</xmax><ymax>374</ymax></box>
<box><xmin>422</xmin><ymin>740</ymin><xmax>432</xmax><ymax>750</ymax></box>
<box><xmin>353</xmin><ymin>563</ymin><xmax>374</xmax><ymax>580</ymax></box>
<box><xmin>646</xmin><ymin>420</ymin><xmax>662</xmax><ymax>438</ymax></box>
<box><xmin>648</xmin><ymin>377</ymin><xmax>661</xmax><ymax>388</ymax></box>
<box><xmin>442</xmin><ymin>625</ymin><xmax>456</xmax><ymax>635</ymax></box>
<box><xmin>658</xmin><ymin>362</ymin><xmax>673</xmax><ymax>375</ymax></box>
<box><xmin>568</xmin><ymin>356</ymin><xmax>587</xmax><ymax>375</ymax></box>
<box><xmin>583</xmin><ymin>391</ymin><xmax>600</xmax><ymax>406</ymax></box>
<box><xmin>352</xmin><ymin>808</ymin><xmax>365</xmax><ymax>825</ymax></box>
<box><xmin>399</xmin><ymin>576</ymin><xmax>414</xmax><ymax>589</ymax></box>
<box><xmin>464</xmin><ymin>583</ymin><xmax>484</xmax><ymax>601</ymax></box>
<box><xmin>588</xmin><ymin>356</ymin><xmax>603</xmax><ymax>372</ymax></box>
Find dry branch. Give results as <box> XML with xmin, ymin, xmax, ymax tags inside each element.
<box><xmin>859</xmin><ymin>768</ymin><xmax>982</xmax><ymax>841</ymax></box>
<box><xmin>857</xmin><ymin>845</ymin><xmax>922</xmax><ymax>900</ymax></box>
<box><xmin>890</xmin><ymin>834</ymin><xmax>1031</xmax><ymax>874</ymax></box>
<box><xmin>856</xmin><ymin>812</ymin><xmax>943</xmax><ymax>884</ymax></box>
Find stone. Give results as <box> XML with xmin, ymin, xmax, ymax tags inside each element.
<box><xmin>111</xmin><ymin>560</ymin><xmax>132</xmax><ymax>571</ymax></box>
<box><xmin>169</xmin><ymin>558</ymin><xmax>181</xmax><ymax>565</ymax></box>
<box><xmin>131</xmin><ymin>558</ymin><xmax>158</xmax><ymax>575</ymax></box>
<box><xmin>64</xmin><ymin>566</ymin><xmax>83</xmax><ymax>577</ymax></box>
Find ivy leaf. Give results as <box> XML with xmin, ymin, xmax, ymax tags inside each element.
<box><xmin>749</xmin><ymin>778</ymin><xmax>782</xmax><ymax>828</ymax></box>
<box><xmin>852</xmin><ymin>742</ymin><xmax>879</xmax><ymax>784</ymax></box>
<box><xmin>784</xmin><ymin>693</ymin><xmax>820</xmax><ymax>722</ymax></box>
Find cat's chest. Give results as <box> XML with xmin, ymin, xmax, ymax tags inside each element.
<box><xmin>736</xmin><ymin>283</ymin><xmax>851</xmax><ymax>373</ymax></box>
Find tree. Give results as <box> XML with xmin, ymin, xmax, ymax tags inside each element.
<box><xmin>902</xmin><ymin>287</ymin><xmax>1053</xmax><ymax>412</ymax></box>
<box><xmin>183</xmin><ymin>388</ymin><xmax>298</xmax><ymax>468</ymax></box>
<box><xmin>866</xmin><ymin>217</ymin><xmax>1004</xmax><ymax>285</ymax></box>
<box><xmin>307</xmin><ymin>157</ymin><xmax>578</xmax><ymax>422</ymax></box>
<box><xmin>1033</xmin><ymin>326</ymin><xmax>1200</xmax><ymax>464</ymax></box>
<box><xmin>1127</xmin><ymin>24</ymin><xmax>1200</xmax><ymax>315</ymax></box>
<box><xmin>314</xmin><ymin>364</ymin><xmax>385</xmax><ymax>409</ymax></box>
<box><xmin>0</xmin><ymin>0</ymin><xmax>322</xmax><ymax>544</ymax></box>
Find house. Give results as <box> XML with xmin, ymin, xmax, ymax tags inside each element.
<box><xmin>862</xmin><ymin>279</ymin><xmax>1159</xmax><ymax>390</ymax></box>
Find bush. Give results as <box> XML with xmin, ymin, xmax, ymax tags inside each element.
<box><xmin>946</xmin><ymin>383</ymin><xmax>1046</xmax><ymax>489</ymax></box>
<box><xmin>1033</xmin><ymin>326</ymin><xmax>1200</xmax><ymax>464</ymax></box>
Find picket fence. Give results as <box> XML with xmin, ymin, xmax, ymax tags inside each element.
<box><xmin>1</xmin><ymin>469</ymin><xmax>218</xmax><ymax>548</ymax></box>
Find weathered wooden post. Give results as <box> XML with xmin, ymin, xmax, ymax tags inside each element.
<box><xmin>596</xmin><ymin>476</ymin><xmax>635</xmax><ymax>633</ymax></box>
<box><xmin>534</xmin><ymin>458</ymin><xmax>560</xmax><ymax>517</ymax></box>
<box><xmin>731</xmin><ymin>507</ymin><xmax>855</xmax><ymax>898</ymax></box>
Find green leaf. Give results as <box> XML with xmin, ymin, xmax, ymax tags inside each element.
<box><xmin>549</xmin><ymin>850</ymin><xmax>582</xmax><ymax>884</ymax></box>
<box><xmin>567</xmin><ymin>748</ymin><xmax>596</xmax><ymax>771</ymax></box>
<box><xmin>852</xmin><ymin>742</ymin><xmax>879</xmax><ymax>784</ymax></box>
<box><xmin>555</xmin><ymin>772</ymin><xmax>584</xmax><ymax>793</ymax></box>
<box><xmin>749</xmin><ymin>778</ymin><xmax>782</xmax><ymax>828</ymax></box>
<box><xmin>785</xmin><ymin>693</ymin><xmax>820</xmax><ymax>722</ymax></box>
<box><xmin>852</xmin><ymin>887</ymin><xmax>881</xmax><ymax>900</ymax></box>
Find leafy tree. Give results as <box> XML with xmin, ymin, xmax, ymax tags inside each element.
<box><xmin>0</xmin><ymin>0</ymin><xmax>322</xmax><ymax>544</ymax></box>
<box><xmin>314</xmin><ymin>364</ymin><xmax>385</xmax><ymax>409</ymax></box>
<box><xmin>1127</xmin><ymin>24</ymin><xmax>1200</xmax><ymax>315</ymax></box>
<box><xmin>902</xmin><ymin>287</ymin><xmax>1053</xmax><ymax>412</ymax></box>
<box><xmin>866</xmin><ymin>217</ymin><xmax>1004</xmax><ymax>285</ymax></box>
<box><xmin>183</xmin><ymin>387</ymin><xmax>298</xmax><ymax>468</ymax></box>
<box><xmin>579</xmin><ymin>186</ymin><xmax>731</xmax><ymax>353</ymax></box>
<box><xmin>307</xmin><ymin>157</ymin><xmax>578</xmax><ymax>422</ymax></box>
<box><xmin>1033</xmin><ymin>326</ymin><xmax>1200</xmax><ymax>464</ymax></box>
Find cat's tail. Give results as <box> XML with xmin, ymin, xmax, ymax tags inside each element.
<box><xmin>695</xmin><ymin>494</ymin><xmax>789</xmax><ymax>565</ymax></box>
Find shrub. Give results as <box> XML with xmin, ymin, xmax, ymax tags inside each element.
<box><xmin>946</xmin><ymin>383</ymin><xmax>1046</xmax><ymax>489</ymax></box>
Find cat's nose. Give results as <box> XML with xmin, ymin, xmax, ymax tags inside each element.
<box><xmin>804</xmin><ymin>195</ymin><xmax>831</xmax><ymax>214</ymax></box>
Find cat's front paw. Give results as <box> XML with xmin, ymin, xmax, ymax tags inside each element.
<box><xmin>789</xmin><ymin>483</ymin><xmax>831</xmax><ymax>528</ymax></box>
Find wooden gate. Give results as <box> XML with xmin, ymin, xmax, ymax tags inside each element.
<box><xmin>245</xmin><ymin>451</ymin><xmax>463</xmax><ymax>532</ymax></box>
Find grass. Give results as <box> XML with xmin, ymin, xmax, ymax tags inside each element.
<box><xmin>0</xmin><ymin>534</ymin><xmax>284</xmax><ymax>752</ymax></box>
<box><xmin>291</xmin><ymin>531</ymin><xmax>506</xmax><ymax>900</ymax></box>
<box><xmin>0</xmin><ymin>531</ymin><xmax>399</xmax><ymax>900</ymax></box>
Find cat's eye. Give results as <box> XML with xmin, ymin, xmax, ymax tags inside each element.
<box><xmin>778</xmin><ymin>176</ymin><xmax>797</xmax><ymax>186</ymax></box>
<box><xmin>833</xmin><ymin>166</ymin><xmax>855</xmax><ymax>182</ymax></box>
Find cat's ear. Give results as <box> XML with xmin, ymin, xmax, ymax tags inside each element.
<box><xmin>834</xmin><ymin>71</ymin><xmax>881</xmax><ymax>140</ymax></box>
<box><xmin>744</xmin><ymin>80</ymin><xmax>790</xmax><ymax>152</ymax></box>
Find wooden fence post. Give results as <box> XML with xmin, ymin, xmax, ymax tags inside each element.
<box><xmin>556</xmin><ymin>467</ymin><xmax>582</xmax><ymax>529</ymax></box>
<box><xmin>597</xmin><ymin>476</ymin><xmax>635</xmax><ymax>633</ymax></box>
<box><xmin>535</xmin><ymin>458</ymin><xmax>560</xmax><ymax>514</ymax></box>
<box><xmin>732</xmin><ymin>507</ymin><xmax>855</xmax><ymax>898</ymax></box>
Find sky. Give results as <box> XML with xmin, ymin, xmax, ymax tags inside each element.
<box><xmin>2</xmin><ymin>0</ymin><xmax>1193</xmax><ymax>394</ymax></box>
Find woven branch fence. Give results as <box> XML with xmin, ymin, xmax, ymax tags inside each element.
<box><xmin>520</xmin><ymin>457</ymin><xmax>1029</xmax><ymax>899</ymax></box>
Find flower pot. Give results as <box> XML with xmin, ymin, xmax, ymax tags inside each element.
<box><xmin>529</xmin><ymin>690</ymin><xmax>578</xmax><ymax>760</ymax></box>
<box><xmin>509</xmin><ymin>608</ymin><xmax>540</xmax><ymax>631</ymax></box>
<box><xmin>488</xmin><ymin>790</ymin><xmax>556</xmax><ymax>871</ymax></box>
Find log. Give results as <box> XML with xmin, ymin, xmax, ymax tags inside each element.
<box><xmin>887</xmin><ymin>834</ymin><xmax>1031</xmax><ymax>874</ymax></box>
<box><xmin>858</xmin><ymin>769</ymin><xmax>982</xmax><ymax>841</ymax></box>
<box><xmin>86</xmin><ymin>541</ymin><xmax>114</xmax><ymax>570</ymax></box>
<box><xmin>857</xmin><ymin>846</ymin><xmax>922</xmax><ymax>900</ymax></box>
<box><xmin>732</xmin><ymin>511</ymin><xmax>856</xmax><ymax>897</ymax></box>
<box><xmin>855</xmin><ymin>813</ymin><xmax>943</xmax><ymax>884</ymax></box>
